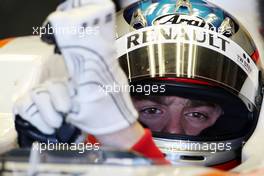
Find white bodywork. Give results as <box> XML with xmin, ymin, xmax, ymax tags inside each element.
<box><xmin>0</xmin><ymin>0</ymin><xmax>264</xmax><ymax>175</ymax></box>
<box><xmin>0</xmin><ymin>36</ymin><xmax>67</xmax><ymax>154</ymax></box>
<box><xmin>1</xmin><ymin>159</ymin><xmax>226</xmax><ymax>176</ymax></box>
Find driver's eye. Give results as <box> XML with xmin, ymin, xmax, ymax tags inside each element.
<box><xmin>140</xmin><ymin>107</ymin><xmax>163</xmax><ymax>115</ymax></box>
<box><xmin>184</xmin><ymin>112</ymin><xmax>208</xmax><ymax>121</ymax></box>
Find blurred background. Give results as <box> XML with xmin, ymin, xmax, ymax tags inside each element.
<box><xmin>0</xmin><ymin>0</ymin><xmax>121</xmax><ymax>39</ymax></box>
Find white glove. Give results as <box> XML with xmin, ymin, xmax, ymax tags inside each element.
<box><xmin>14</xmin><ymin>0</ymin><xmax>138</xmax><ymax>136</ymax></box>
<box><xmin>13</xmin><ymin>80</ymin><xmax>72</xmax><ymax>135</ymax></box>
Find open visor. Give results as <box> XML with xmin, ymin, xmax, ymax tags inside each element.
<box><xmin>117</xmin><ymin>25</ymin><xmax>260</xmax><ymax>140</ymax></box>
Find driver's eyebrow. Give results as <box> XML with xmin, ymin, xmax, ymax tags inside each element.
<box><xmin>133</xmin><ymin>96</ymin><xmax>169</xmax><ymax>106</ymax></box>
<box><xmin>186</xmin><ymin>100</ymin><xmax>217</xmax><ymax>108</ymax></box>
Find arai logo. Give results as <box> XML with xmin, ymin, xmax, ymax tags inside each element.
<box><xmin>153</xmin><ymin>14</ymin><xmax>214</xmax><ymax>29</ymax></box>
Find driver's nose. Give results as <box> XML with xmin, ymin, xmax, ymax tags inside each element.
<box><xmin>163</xmin><ymin>113</ymin><xmax>184</xmax><ymax>134</ymax></box>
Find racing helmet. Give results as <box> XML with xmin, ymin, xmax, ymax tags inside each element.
<box><xmin>115</xmin><ymin>0</ymin><xmax>263</xmax><ymax>170</ymax></box>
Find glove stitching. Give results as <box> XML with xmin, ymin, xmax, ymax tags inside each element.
<box><xmin>25</xmin><ymin>102</ymin><xmax>35</xmax><ymax>113</ymax></box>
<box><xmin>81</xmin><ymin>66</ymin><xmax>136</xmax><ymax>123</ymax></box>
<box><xmin>61</xmin><ymin>45</ymin><xmax>136</xmax><ymax>121</ymax></box>
<box><xmin>30</xmin><ymin>109</ymin><xmax>39</xmax><ymax>117</ymax></box>
<box><xmin>77</xmin><ymin>81</ymin><xmax>132</xmax><ymax>124</ymax></box>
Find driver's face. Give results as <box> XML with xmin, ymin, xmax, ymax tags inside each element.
<box><xmin>132</xmin><ymin>96</ymin><xmax>222</xmax><ymax>136</ymax></box>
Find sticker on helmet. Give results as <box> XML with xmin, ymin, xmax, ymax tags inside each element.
<box><xmin>116</xmin><ymin>25</ymin><xmax>259</xmax><ymax>88</ymax></box>
<box><xmin>153</xmin><ymin>14</ymin><xmax>214</xmax><ymax>30</ymax></box>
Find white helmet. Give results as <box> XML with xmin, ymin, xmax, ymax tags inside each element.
<box><xmin>116</xmin><ymin>0</ymin><xmax>262</xmax><ymax>170</ymax></box>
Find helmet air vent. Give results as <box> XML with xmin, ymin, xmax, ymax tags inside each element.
<box><xmin>219</xmin><ymin>17</ymin><xmax>235</xmax><ymax>37</ymax></box>
<box><xmin>180</xmin><ymin>155</ymin><xmax>205</xmax><ymax>161</ymax></box>
<box><xmin>175</xmin><ymin>0</ymin><xmax>193</xmax><ymax>14</ymax></box>
<box><xmin>130</xmin><ymin>9</ymin><xmax>147</xmax><ymax>29</ymax></box>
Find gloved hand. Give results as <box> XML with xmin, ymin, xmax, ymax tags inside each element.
<box><xmin>13</xmin><ymin>0</ymin><xmax>138</xmax><ymax>138</ymax></box>
<box><xmin>14</xmin><ymin>80</ymin><xmax>72</xmax><ymax>135</ymax></box>
<box><xmin>13</xmin><ymin>80</ymin><xmax>83</xmax><ymax>146</ymax></box>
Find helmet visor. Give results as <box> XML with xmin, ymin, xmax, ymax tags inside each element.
<box><xmin>117</xmin><ymin>25</ymin><xmax>259</xmax><ymax>110</ymax></box>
